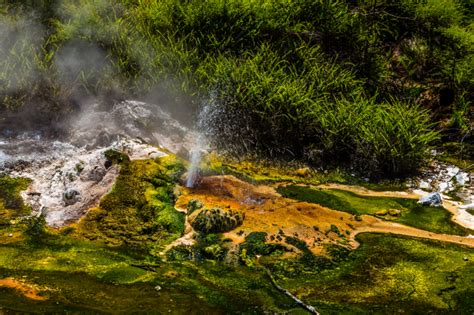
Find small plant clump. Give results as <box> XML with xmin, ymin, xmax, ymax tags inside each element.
<box><xmin>191</xmin><ymin>208</ymin><xmax>244</xmax><ymax>234</ymax></box>
<box><xmin>239</xmin><ymin>232</ymin><xmax>287</xmax><ymax>258</ymax></box>
<box><xmin>0</xmin><ymin>176</ymin><xmax>32</xmax><ymax>225</ymax></box>
<box><xmin>187</xmin><ymin>199</ymin><xmax>203</xmax><ymax>215</ymax></box>
<box><xmin>285</xmin><ymin>236</ymin><xmax>309</xmax><ymax>252</ymax></box>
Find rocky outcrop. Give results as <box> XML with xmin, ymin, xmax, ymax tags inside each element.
<box><xmin>9</xmin><ymin>139</ymin><xmax>166</xmax><ymax>227</ymax></box>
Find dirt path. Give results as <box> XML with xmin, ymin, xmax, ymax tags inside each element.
<box><xmin>316</xmin><ymin>183</ymin><xmax>419</xmax><ymax>199</ymax></box>
<box><xmin>352</xmin><ymin>218</ymin><xmax>474</xmax><ymax>248</ymax></box>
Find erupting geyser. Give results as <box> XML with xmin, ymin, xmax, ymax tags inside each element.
<box><xmin>186</xmin><ymin>135</ymin><xmax>207</xmax><ymax>188</ymax></box>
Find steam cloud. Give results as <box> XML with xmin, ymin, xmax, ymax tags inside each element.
<box><xmin>0</xmin><ymin>1</ymin><xmax>199</xmax><ymax>143</ymax></box>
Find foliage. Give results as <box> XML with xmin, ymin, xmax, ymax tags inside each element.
<box><xmin>190</xmin><ymin>208</ymin><xmax>244</xmax><ymax>234</ymax></box>
<box><xmin>239</xmin><ymin>232</ymin><xmax>287</xmax><ymax>257</ymax></box>
<box><xmin>1</xmin><ymin>0</ymin><xmax>472</xmax><ymax>176</ymax></box>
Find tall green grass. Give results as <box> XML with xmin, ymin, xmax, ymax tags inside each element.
<box><xmin>3</xmin><ymin>0</ymin><xmax>471</xmax><ymax>176</ymax></box>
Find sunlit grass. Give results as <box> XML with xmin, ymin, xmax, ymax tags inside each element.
<box><xmin>278</xmin><ymin>185</ymin><xmax>472</xmax><ymax>235</ymax></box>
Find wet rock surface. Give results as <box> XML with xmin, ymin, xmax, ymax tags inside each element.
<box><xmin>418</xmin><ymin>192</ymin><xmax>443</xmax><ymax>207</ymax></box>
<box><xmin>411</xmin><ymin>161</ymin><xmax>474</xmax><ymax>230</ymax></box>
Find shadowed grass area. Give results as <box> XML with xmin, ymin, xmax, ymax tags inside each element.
<box><xmin>0</xmin><ymin>226</ymin><xmax>295</xmax><ymax>314</ymax></box>
<box><xmin>278</xmin><ymin>185</ymin><xmax>472</xmax><ymax>236</ymax></box>
<box><xmin>274</xmin><ymin>234</ymin><xmax>474</xmax><ymax>314</ymax></box>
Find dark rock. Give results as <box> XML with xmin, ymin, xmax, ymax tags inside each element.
<box><xmin>104</xmin><ymin>159</ymin><xmax>113</xmax><ymax>169</ymax></box>
<box><xmin>63</xmin><ymin>188</ymin><xmax>80</xmax><ymax>206</ymax></box>
<box><xmin>87</xmin><ymin>166</ymin><xmax>106</xmax><ymax>182</ymax></box>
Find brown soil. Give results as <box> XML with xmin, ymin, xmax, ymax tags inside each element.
<box><xmin>315</xmin><ymin>183</ymin><xmax>419</xmax><ymax>199</ymax></box>
<box><xmin>176</xmin><ymin>176</ymin><xmax>474</xmax><ymax>255</ymax></box>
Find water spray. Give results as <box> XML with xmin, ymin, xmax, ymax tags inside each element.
<box><xmin>186</xmin><ymin>135</ymin><xmax>206</xmax><ymax>188</ymax></box>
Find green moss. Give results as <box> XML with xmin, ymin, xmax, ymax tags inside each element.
<box><xmin>285</xmin><ymin>236</ymin><xmax>309</xmax><ymax>252</ymax></box>
<box><xmin>0</xmin><ymin>176</ymin><xmax>31</xmax><ymax>225</ymax></box>
<box><xmin>76</xmin><ymin>157</ymin><xmax>185</xmax><ymax>253</ymax></box>
<box><xmin>328</xmin><ymin>224</ymin><xmax>343</xmax><ymax>237</ymax></box>
<box><xmin>0</xmin><ymin>220</ymin><xmax>296</xmax><ymax>313</ymax></box>
<box><xmin>166</xmin><ymin>245</ymin><xmax>194</xmax><ymax>261</ymax></box>
<box><xmin>278</xmin><ymin>185</ymin><xmax>472</xmax><ymax>236</ymax></box>
<box><xmin>187</xmin><ymin>199</ymin><xmax>203</xmax><ymax>215</ymax></box>
<box><xmin>104</xmin><ymin>149</ymin><xmax>130</xmax><ymax>164</ymax></box>
<box><xmin>276</xmin><ymin>234</ymin><xmax>474</xmax><ymax>314</ymax></box>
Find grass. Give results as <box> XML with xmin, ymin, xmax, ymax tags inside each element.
<box><xmin>274</xmin><ymin>233</ymin><xmax>474</xmax><ymax>314</ymax></box>
<box><xmin>4</xmin><ymin>0</ymin><xmax>473</xmax><ymax>177</ymax></box>
<box><xmin>278</xmin><ymin>185</ymin><xmax>472</xmax><ymax>236</ymax></box>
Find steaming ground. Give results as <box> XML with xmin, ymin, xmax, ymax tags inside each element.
<box><xmin>0</xmin><ymin>100</ymin><xmax>203</xmax><ymax>226</ymax></box>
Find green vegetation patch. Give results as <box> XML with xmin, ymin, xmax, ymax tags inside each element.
<box><xmin>191</xmin><ymin>208</ymin><xmax>244</xmax><ymax>234</ymax></box>
<box><xmin>240</xmin><ymin>232</ymin><xmax>287</xmax><ymax>258</ymax></box>
<box><xmin>0</xmin><ymin>226</ymin><xmax>296</xmax><ymax>314</ymax></box>
<box><xmin>76</xmin><ymin>155</ymin><xmax>185</xmax><ymax>254</ymax></box>
<box><xmin>278</xmin><ymin>185</ymin><xmax>472</xmax><ymax>236</ymax></box>
<box><xmin>0</xmin><ymin>176</ymin><xmax>31</xmax><ymax>225</ymax></box>
<box><xmin>276</xmin><ymin>234</ymin><xmax>474</xmax><ymax>314</ymax></box>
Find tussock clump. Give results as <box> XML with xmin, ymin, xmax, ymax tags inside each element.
<box><xmin>191</xmin><ymin>208</ymin><xmax>244</xmax><ymax>234</ymax></box>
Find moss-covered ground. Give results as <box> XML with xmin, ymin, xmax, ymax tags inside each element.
<box><xmin>73</xmin><ymin>155</ymin><xmax>186</xmax><ymax>255</ymax></box>
<box><xmin>0</xmin><ymin>159</ymin><xmax>295</xmax><ymax>313</ymax></box>
<box><xmin>1</xmin><ymin>157</ymin><xmax>473</xmax><ymax>313</ymax></box>
<box><xmin>278</xmin><ymin>185</ymin><xmax>472</xmax><ymax>236</ymax></box>
<box><xmin>0</xmin><ymin>176</ymin><xmax>31</xmax><ymax>225</ymax></box>
<box><xmin>274</xmin><ymin>234</ymin><xmax>474</xmax><ymax>314</ymax></box>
